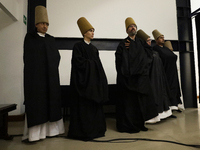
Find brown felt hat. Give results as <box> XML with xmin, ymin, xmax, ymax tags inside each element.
<box><xmin>152</xmin><ymin>29</ymin><xmax>163</xmax><ymax>40</ymax></box>
<box><xmin>164</xmin><ymin>41</ymin><xmax>173</xmax><ymax>51</ymax></box>
<box><xmin>136</xmin><ymin>29</ymin><xmax>150</xmax><ymax>41</ymax></box>
<box><xmin>77</xmin><ymin>17</ymin><xmax>94</xmax><ymax>35</ymax></box>
<box><xmin>125</xmin><ymin>17</ymin><xmax>136</xmax><ymax>30</ymax></box>
<box><xmin>35</xmin><ymin>5</ymin><xmax>49</xmax><ymax>25</ymax></box>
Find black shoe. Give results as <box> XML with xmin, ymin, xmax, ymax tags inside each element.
<box><xmin>176</xmin><ymin>109</ymin><xmax>182</xmax><ymax>113</ymax></box>
<box><xmin>169</xmin><ymin>115</ymin><xmax>177</xmax><ymax>118</ymax></box>
<box><xmin>118</xmin><ymin>129</ymin><xmax>140</xmax><ymax>133</ymax></box>
<box><xmin>141</xmin><ymin>126</ymin><xmax>148</xmax><ymax>131</ymax></box>
<box><xmin>21</xmin><ymin>139</ymin><xmax>37</xmax><ymax>144</ymax></box>
<box><xmin>129</xmin><ymin>130</ymin><xmax>140</xmax><ymax>133</ymax></box>
<box><xmin>46</xmin><ymin>135</ymin><xmax>58</xmax><ymax>138</ymax></box>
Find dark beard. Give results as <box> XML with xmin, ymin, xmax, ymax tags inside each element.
<box><xmin>128</xmin><ymin>30</ymin><xmax>137</xmax><ymax>36</ymax></box>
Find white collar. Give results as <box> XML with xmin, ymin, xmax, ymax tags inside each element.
<box><xmin>37</xmin><ymin>32</ymin><xmax>45</xmax><ymax>37</ymax></box>
<box><xmin>84</xmin><ymin>40</ymin><xmax>91</xmax><ymax>45</ymax></box>
<box><xmin>129</xmin><ymin>36</ymin><xmax>135</xmax><ymax>41</ymax></box>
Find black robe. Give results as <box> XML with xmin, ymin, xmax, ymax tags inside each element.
<box><xmin>153</xmin><ymin>45</ymin><xmax>182</xmax><ymax>106</ymax></box>
<box><xmin>23</xmin><ymin>31</ymin><xmax>62</xmax><ymax>128</ymax></box>
<box><xmin>149</xmin><ymin>49</ymin><xmax>171</xmax><ymax>113</ymax></box>
<box><xmin>115</xmin><ymin>37</ymin><xmax>158</xmax><ymax>133</ymax></box>
<box><xmin>68</xmin><ymin>41</ymin><xmax>109</xmax><ymax>141</ymax></box>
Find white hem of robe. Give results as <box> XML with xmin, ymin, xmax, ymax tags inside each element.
<box><xmin>170</xmin><ymin>106</ymin><xmax>179</xmax><ymax>111</ymax></box>
<box><xmin>145</xmin><ymin>115</ymin><xmax>160</xmax><ymax>124</ymax></box>
<box><xmin>145</xmin><ymin>108</ymin><xmax>172</xmax><ymax>124</ymax></box>
<box><xmin>178</xmin><ymin>104</ymin><xmax>185</xmax><ymax>111</ymax></box>
<box><xmin>22</xmin><ymin>115</ymin><xmax>65</xmax><ymax>142</ymax></box>
<box><xmin>158</xmin><ymin>108</ymin><xmax>172</xmax><ymax>119</ymax></box>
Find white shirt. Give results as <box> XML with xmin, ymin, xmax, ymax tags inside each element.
<box><xmin>37</xmin><ymin>32</ymin><xmax>45</xmax><ymax>37</ymax></box>
<box><xmin>84</xmin><ymin>40</ymin><xmax>91</xmax><ymax>45</ymax></box>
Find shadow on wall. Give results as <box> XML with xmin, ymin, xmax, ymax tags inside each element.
<box><xmin>0</xmin><ymin>8</ymin><xmax>17</xmax><ymax>31</ymax></box>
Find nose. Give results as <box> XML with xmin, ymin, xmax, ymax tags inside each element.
<box><xmin>44</xmin><ymin>24</ymin><xmax>47</xmax><ymax>28</ymax></box>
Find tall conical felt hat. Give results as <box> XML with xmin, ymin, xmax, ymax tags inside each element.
<box><xmin>152</xmin><ymin>29</ymin><xmax>163</xmax><ymax>40</ymax></box>
<box><xmin>77</xmin><ymin>17</ymin><xmax>94</xmax><ymax>35</ymax></box>
<box><xmin>125</xmin><ymin>17</ymin><xmax>136</xmax><ymax>30</ymax></box>
<box><xmin>35</xmin><ymin>5</ymin><xmax>49</xmax><ymax>25</ymax></box>
<box><xmin>164</xmin><ymin>41</ymin><xmax>173</xmax><ymax>51</ymax></box>
<box><xmin>136</xmin><ymin>29</ymin><xmax>150</xmax><ymax>41</ymax></box>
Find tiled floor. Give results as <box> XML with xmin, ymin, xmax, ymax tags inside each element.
<box><xmin>1</xmin><ymin>108</ymin><xmax>200</xmax><ymax>150</ymax></box>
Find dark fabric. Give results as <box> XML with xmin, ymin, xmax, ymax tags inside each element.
<box><xmin>23</xmin><ymin>31</ymin><xmax>62</xmax><ymax>128</ymax></box>
<box><xmin>149</xmin><ymin>50</ymin><xmax>171</xmax><ymax>113</ymax></box>
<box><xmin>115</xmin><ymin>37</ymin><xmax>158</xmax><ymax>133</ymax></box>
<box><xmin>116</xmin><ymin>89</ymin><xmax>143</xmax><ymax>133</ymax></box>
<box><xmin>153</xmin><ymin>45</ymin><xmax>182</xmax><ymax>106</ymax></box>
<box><xmin>68</xmin><ymin>41</ymin><xmax>108</xmax><ymax>141</ymax></box>
<box><xmin>70</xmin><ymin>41</ymin><xmax>109</xmax><ymax>104</ymax></box>
<box><xmin>68</xmin><ymin>96</ymin><xmax>106</xmax><ymax>141</ymax></box>
<box><xmin>115</xmin><ymin>37</ymin><xmax>152</xmax><ymax>94</ymax></box>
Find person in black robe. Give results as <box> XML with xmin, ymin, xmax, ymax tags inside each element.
<box><xmin>22</xmin><ymin>6</ymin><xmax>64</xmax><ymax>142</ymax></box>
<box><xmin>152</xmin><ymin>29</ymin><xmax>182</xmax><ymax>110</ymax></box>
<box><xmin>115</xmin><ymin>17</ymin><xmax>158</xmax><ymax>133</ymax></box>
<box><xmin>67</xmin><ymin>17</ymin><xmax>109</xmax><ymax>141</ymax></box>
<box><xmin>137</xmin><ymin>30</ymin><xmax>172</xmax><ymax>123</ymax></box>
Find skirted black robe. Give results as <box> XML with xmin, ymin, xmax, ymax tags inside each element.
<box><xmin>23</xmin><ymin>31</ymin><xmax>62</xmax><ymax>128</ymax></box>
<box><xmin>68</xmin><ymin>41</ymin><xmax>109</xmax><ymax>141</ymax></box>
<box><xmin>153</xmin><ymin>45</ymin><xmax>182</xmax><ymax>106</ymax></box>
<box><xmin>115</xmin><ymin>37</ymin><xmax>158</xmax><ymax>133</ymax></box>
<box><xmin>149</xmin><ymin>49</ymin><xmax>171</xmax><ymax>113</ymax></box>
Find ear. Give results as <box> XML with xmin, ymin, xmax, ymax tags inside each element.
<box><xmin>155</xmin><ymin>39</ymin><xmax>159</xmax><ymax>44</ymax></box>
<box><xmin>83</xmin><ymin>30</ymin><xmax>88</xmax><ymax>36</ymax></box>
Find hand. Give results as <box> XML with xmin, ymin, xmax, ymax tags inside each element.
<box><xmin>125</xmin><ymin>39</ymin><xmax>130</xmax><ymax>49</ymax></box>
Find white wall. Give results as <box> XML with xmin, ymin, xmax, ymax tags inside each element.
<box><xmin>0</xmin><ymin>0</ymin><xmax>18</xmax><ymax>21</ymax></box>
<box><xmin>47</xmin><ymin>0</ymin><xmax>178</xmax><ymax>40</ymax></box>
<box><xmin>190</xmin><ymin>0</ymin><xmax>200</xmax><ymax>96</ymax></box>
<box><xmin>0</xmin><ymin>0</ymin><xmax>27</xmax><ymax>115</ymax></box>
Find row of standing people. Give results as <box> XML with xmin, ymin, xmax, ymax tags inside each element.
<box><xmin>115</xmin><ymin>17</ymin><xmax>182</xmax><ymax>133</ymax></box>
<box><xmin>22</xmin><ymin>6</ymin><xmax>183</xmax><ymax>142</ymax></box>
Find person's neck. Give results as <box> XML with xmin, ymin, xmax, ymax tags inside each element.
<box><xmin>37</xmin><ymin>32</ymin><xmax>45</xmax><ymax>37</ymax></box>
<box><xmin>129</xmin><ymin>35</ymin><xmax>136</xmax><ymax>40</ymax></box>
<box><xmin>157</xmin><ymin>43</ymin><xmax>164</xmax><ymax>47</ymax></box>
<box><xmin>84</xmin><ymin>37</ymin><xmax>91</xmax><ymax>43</ymax></box>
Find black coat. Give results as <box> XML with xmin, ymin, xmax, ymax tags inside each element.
<box><xmin>70</xmin><ymin>41</ymin><xmax>109</xmax><ymax>104</ymax></box>
<box><xmin>68</xmin><ymin>41</ymin><xmax>108</xmax><ymax>141</ymax></box>
<box><xmin>153</xmin><ymin>45</ymin><xmax>182</xmax><ymax>106</ymax></box>
<box><xmin>149</xmin><ymin>49</ymin><xmax>171</xmax><ymax>113</ymax></box>
<box><xmin>115</xmin><ymin>37</ymin><xmax>157</xmax><ymax>132</ymax></box>
<box><xmin>115</xmin><ymin>37</ymin><xmax>152</xmax><ymax>95</ymax></box>
<box><xmin>23</xmin><ymin>31</ymin><xmax>62</xmax><ymax>128</ymax></box>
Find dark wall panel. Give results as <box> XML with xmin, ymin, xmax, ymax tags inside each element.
<box><xmin>177</xmin><ymin>0</ymin><xmax>197</xmax><ymax>108</ymax></box>
<box><xmin>180</xmin><ymin>52</ymin><xmax>197</xmax><ymax>107</ymax></box>
<box><xmin>27</xmin><ymin>0</ymin><xmax>46</xmax><ymax>32</ymax></box>
<box><xmin>195</xmin><ymin>14</ymin><xmax>200</xmax><ymax>104</ymax></box>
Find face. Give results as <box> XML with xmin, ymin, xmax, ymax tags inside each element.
<box><xmin>84</xmin><ymin>28</ymin><xmax>94</xmax><ymax>40</ymax></box>
<box><xmin>35</xmin><ymin>22</ymin><xmax>49</xmax><ymax>34</ymax></box>
<box><xmin>126</xmin><ymin>24</ymin><xmax>137</xmax><ymax>36</ymax></box>
<box><xmin>156</xmin><ymin>35</ymin><xmax>165</xmax><ymax>45</ymax></box>
<box><xmin>146</xmin><ymin>37</ymin><xmax>151</xmax><ymax>46</ymax></box>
